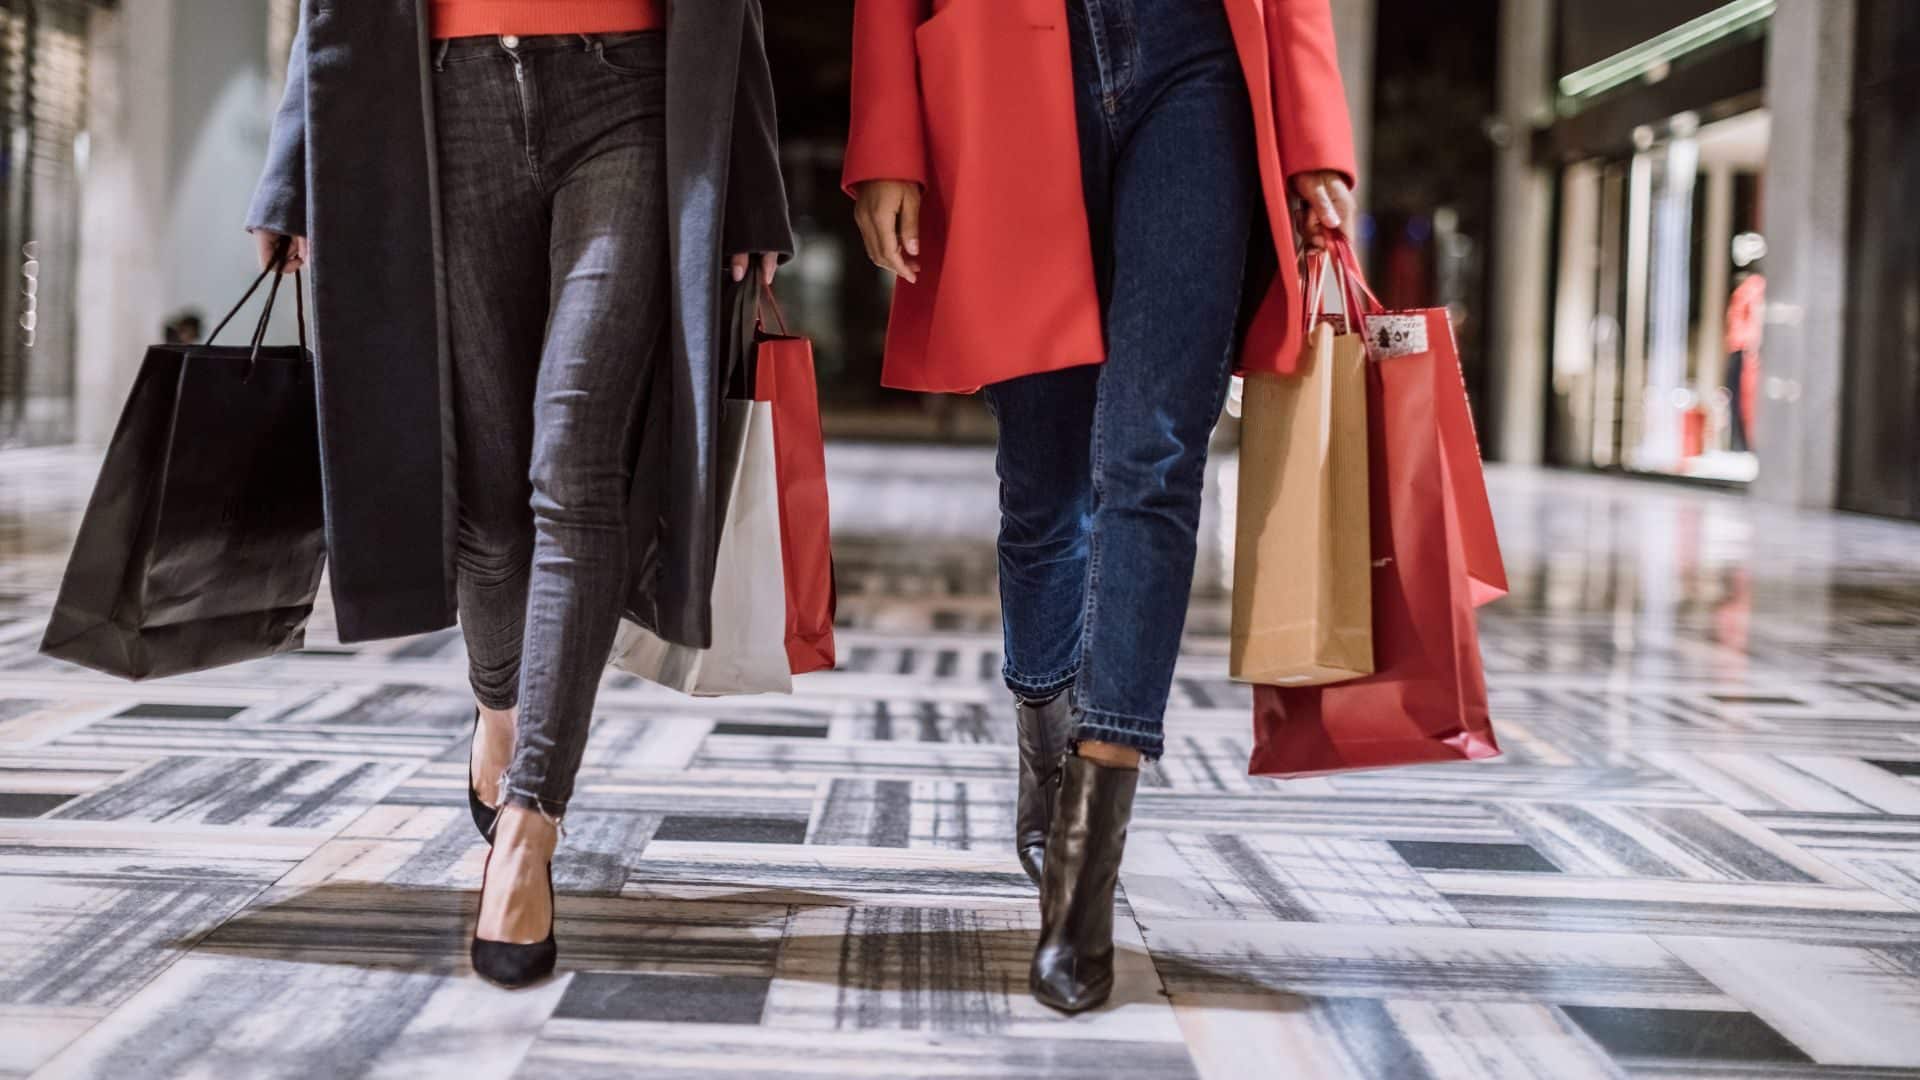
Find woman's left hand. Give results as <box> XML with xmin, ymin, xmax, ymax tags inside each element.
<box><xmin>1291</xmin><ymin>171</ymin><xmax>1357</xmax><ymax>251</ymax></box>
<box><xmin>730</xmin><ymin>252</ymin><xmax>780</xmax><ymax>285</ymax></box>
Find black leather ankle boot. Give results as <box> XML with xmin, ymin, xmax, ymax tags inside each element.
<box><xmin>1030</xmin><ymin>753</ymin><xmax>1139</xmax><ymax>1014</ymax></box>
<box><xmin>1014</xmin><ymin>693</ymin><xmax>1075</xmax><ymax>886</ymax></box>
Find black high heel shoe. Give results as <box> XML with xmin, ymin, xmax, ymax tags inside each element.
<box><xmin>467</xmin><ymin>709</ymin><xmax>499</xmax><ymax>843</ymax></box>
<box><xmin>471</xmin><ymin>847</ymin><xmax>557</xmax><ymax>989</ymax></box>
<box><xmin>1015</xmin><ymin>693</ymin><xmax>1074</xmax><ymax>886</ymax></box>
<box><xmin>1030</xmin><ymin>753</ymin><xmax>1140</xmax><ymax>1014</ymax></box>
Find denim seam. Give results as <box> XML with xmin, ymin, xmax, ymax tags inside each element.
<box><xmin>1083</xmin><ymin>0</ymin><xmax>1108</xmax><ymax>99</ymax></box>
<box><xmin>593</xmin><ymin>36</ymin><xmax>666</xmax><ymax>78</ymax></box>
<box><xmin>1107</xmin><ymin>0</ymin><xmax>1138</xmax><ymax>115</ymax></box>
<box><xmin>505</xmin><ymin>51</ymin><xmax>543</xmax><ymax>185</ymax></box>
<box><xmin>1078</xmin><ymin>360</ymin><xmax>1111</xmax><ymax>712</ymax></box>
<box><xmin>1083</xmin><ymin>0</ymin><xmax>1119</xmax><ymax>127</ymax></box>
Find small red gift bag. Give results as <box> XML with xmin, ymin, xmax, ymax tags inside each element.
<box><xmin>753</xmin><ymin>284</ymin><xmax>837</xmax><ymax>675</ymax></box>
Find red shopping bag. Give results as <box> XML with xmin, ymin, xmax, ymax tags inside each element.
<box><xmin>1249</xmin><ymin>240</ymin><xmax>1504</xmax><ymax>777</ymax></box>
<box><xmin>754</xmin><ymin>284</ymin><xmax>837</xmax><ymax>675</ymax></box>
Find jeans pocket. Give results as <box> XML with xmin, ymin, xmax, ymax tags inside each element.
<box><xmin>595</xmin><ymin>31</ymin><xmax>665</xmax><ymax>78</ymax></box>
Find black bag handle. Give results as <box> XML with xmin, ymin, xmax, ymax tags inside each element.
<box><xmin>206</xmin><ymin>236</ymin><xmax>309</xmax><ymax>370</ymax></box>
<box><xmin>757</xmin><ymin>277</ymin><xmax>790</xmax><ymax>336</ymax></box>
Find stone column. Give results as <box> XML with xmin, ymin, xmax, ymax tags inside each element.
<box><xmin>1751</xmin><ymin>0</ymin><xmax>1856</xmax><ymax>509</ymax></box>
<box><xmin>73</xmin><ymin>0</ymin><xmax>276</xmax><ymax>446</ymax></box>
<box><xmin>1485</xmin><ymin>0</ymin><xmax>1556</xmax><ymax>465</ymax></box>
<box><xmin>74</xmin><ymin>3</ymin><xmax>174</xmax><ymax>447</ymax></box>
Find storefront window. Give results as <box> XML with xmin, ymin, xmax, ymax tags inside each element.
<box><xmin>1551</xmin><ymin>108</ymin><xmax>1768</xmax><ymax>483</ymax></box>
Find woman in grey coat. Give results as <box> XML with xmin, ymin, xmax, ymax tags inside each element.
<box><xmin>246</xmin><ymin>0</ymin><xmax>793</xmax><ymax>988</ymax></box>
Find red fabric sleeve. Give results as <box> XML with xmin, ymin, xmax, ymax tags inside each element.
<box><xmin>1267</xmin><ymin>0</ymin><xmax>1359</xmax><ymax>188</ymax></box>
<box><xmin>842</xmin><ymin>0</ymin><xmax>932</xmax><ymax>196</ymax></box>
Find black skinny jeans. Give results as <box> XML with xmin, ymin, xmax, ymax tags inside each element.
<box><xmin>434</xmin><ymin>31</ymin><xmax>668</xmax><ymax>818</ymax></box>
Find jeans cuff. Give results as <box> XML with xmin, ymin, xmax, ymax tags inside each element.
<box><xmin>470</xmin><ymin>678</ymin><xmax>519</xmax><ymax>714</ymax></box>
<box><xmin>1074</xmin><ymin>708</ymin><xmax>1165</xmax><ymax>761</ymax></box>
<box><xmin>500</xmin><ymin>787</ymin><xmax>568</xmax><ymax>830</ymax></box>
<box><xmin>1005</xmin><ymin>669</ymin><xmax>1078</xmax><ymax>705</ymax></box>
<box><xmin>1004</xmin><ymin>661</ymin><xmax>1079</xmax><ymax>704</ymax></box>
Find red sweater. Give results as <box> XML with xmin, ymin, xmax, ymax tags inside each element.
<box><xmin>431</xmin><ymin>1</ymin><xmax>661</xmax><ymax>39</ymax></box>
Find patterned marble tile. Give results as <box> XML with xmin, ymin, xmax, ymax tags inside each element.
<box><xmin>1657</xmin><ymin>938</ymin><xmax>1920</xmax><ymax>1067</ymax></box>
<box><xmin>35</xmin><ymin>951</ymin><xmax>570</xmax><ymax>1080</ymax></box>
<box><xmin>1140</xmin><ymin>920</ymin><xmax>1736</xmax><ymax>1009</ymax></box>
<box><xmin>809</xmin><ymin>777</ymin><xmax>1014</xmax><ymax>851</ymax></box>
<box><xmin>3</xmin><ymin>446</ymin><xmax>1920</xmax><ymax>1076</ymax></box>
<box><xmin>1122</xmin><ymin>831</ymin><xmax>1473</xmax><ymax>925</ymax></box>
<box><xmin>1174</xmin><ymin>995</ymin><xmax>1626</xmax><ymax>1080</ymax></box>
<box><xmin>518</xmin><ymin>1021</ymin><xmax>1203</xmax><ymax>1078</ymax></box>
<box><xmin>1429</xmin><ymin>872</ymin><xmax>1920</xmax><ymax>942</ymax></box>
<box><xmin>1494</xmin><ymin>803</ymin><xmax>1857</xmax><ymax>883</ymax></box>
<box><xmin>47</xmin><ymin>755</ymin><xmax>414</xmax><ymax>830</ymax></box>
<box><xmin>626</xmin><ymin>840</ymin><xmax>1032</xmax><ymax>908</ymax></box>
<box><xmin>0</xmin><ymin>1005</ymin><xmax>109</xmax><ymax>1078</ymax></box>
<box><xmin>765</xmin><ymin>902</ymin><xmax>1184</xmax><ymax>1043</ymax></box>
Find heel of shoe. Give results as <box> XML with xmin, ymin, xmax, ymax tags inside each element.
<box><xmin>468</xmin><ymin>709</ymin><xmax>500</xmax><ymax>844</ymax></box>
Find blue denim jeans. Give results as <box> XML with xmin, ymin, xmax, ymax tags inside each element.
<box><xmin>983</xmin><ymin>0</ymin><xmax>1259</xmax><ymax>760</ymax></box>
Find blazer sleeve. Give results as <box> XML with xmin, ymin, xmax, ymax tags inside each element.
<box><xmin>841</xmin><ymin>0</ymin><xmax>931</xmax><ymax>196</ymax></box>
<box><xmin>246</xmin><ymin>4</ymin><xmax>309</xmax><ymax>235</ymax></box>
<box><xmin>725</xmin><ymin>0</ymin><xmax>797</xmax><ymax>258</ymax></box>
<box><xmin>1267</xmin><ymin>0</ymin><xmax>1358</xmax><ymax>186</ymax></box>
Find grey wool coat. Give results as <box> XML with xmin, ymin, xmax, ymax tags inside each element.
<box><xmin>246</xmin><ymin>0</ymin><xmax>794</xmax><ymax>648</ymax></box>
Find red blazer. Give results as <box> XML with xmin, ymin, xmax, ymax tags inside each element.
<box><xmin>845</xmin><ymin>0</ymin><xmax>1357</xmax><ymax>393</ymax></box>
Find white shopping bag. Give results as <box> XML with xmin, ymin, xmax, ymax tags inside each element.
<box><xmin>610</xmin><ymin>399</ymin><xmax>793</xmax><ymax>696</ymax></box>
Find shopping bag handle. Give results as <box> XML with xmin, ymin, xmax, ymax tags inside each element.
<box><xmin>756</xmin><ymin>277</ymin><xmax>790</xmax><ymax>336</ymax></box>
<box><xmin>206</xmin><ymin>236</ymin><xmax>310</xmax><ymax>370</ymax></box>
<box><xmin>1326</xmin><ymin>233</ymin><xmax>1381</xmax><ymax>327</ymax></box>
<box><xmin>1303</xmin><ymin>236</ymin><xmax>1381</xmax><ymax>335</ymax></box>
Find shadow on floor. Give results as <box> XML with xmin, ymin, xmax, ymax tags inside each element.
<box><xmin>171</xmin><ymin>878</ymin><xmax>1300</xmax><ymax>1016</ymax></box>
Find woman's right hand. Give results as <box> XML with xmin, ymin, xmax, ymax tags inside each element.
<box><xmin>252</xmin><ymin>229</ymin><xmax>308</xmax><ymax>274</ymax></box>
<box><xmin>853</xmin><ymin>179</ymin><xmax>921</xmax><ymax>284</ymax></box>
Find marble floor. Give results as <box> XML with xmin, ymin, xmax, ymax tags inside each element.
<box><xmin>3</xmin><ymin>442</ymin><xmax>1920</xmax><ymax>1079</ymax></box>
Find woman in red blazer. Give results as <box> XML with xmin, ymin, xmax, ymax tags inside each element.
<box><xmin>847</xmin><ymin>0</ymin><xmax>1356</xmax><ymax>1013</ymax></box>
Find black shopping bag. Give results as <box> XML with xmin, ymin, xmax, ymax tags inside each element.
<box><xmin>40</xmin><ymin>251</ymin><xmax>325</xmax><ymax>679</ymax></box>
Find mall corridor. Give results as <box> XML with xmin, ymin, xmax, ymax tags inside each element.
<box><xmin>2</xmin><ymin>444</ymin><xmax>1919</xmax><ymax>1077</ymax></box>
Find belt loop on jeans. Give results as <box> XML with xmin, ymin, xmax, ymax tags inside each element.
<box><xmin>432</xmin><ymin>38</ymin><xmax>451</xmax><ymax>72</ymax></box>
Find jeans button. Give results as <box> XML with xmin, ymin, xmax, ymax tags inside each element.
<box><xmin>501</xmin><ymin>34</ymin><xmax>520</xmax><ymax>49</ymax></box>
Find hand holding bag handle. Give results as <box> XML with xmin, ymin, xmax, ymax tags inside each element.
<box><xmin>756</xmin><ymin>277</ymin><xmax>793</xmax><ymax>338</ymax></box>
<box><xmin>206</xmin><ymin>236</ymin><xmax>309</xmax><ymax>376</ymax></box>
<box><xmin>1316</xmin><ymin>233</ymin><xmax>1379</xmax><ymax>336</ymax></box>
